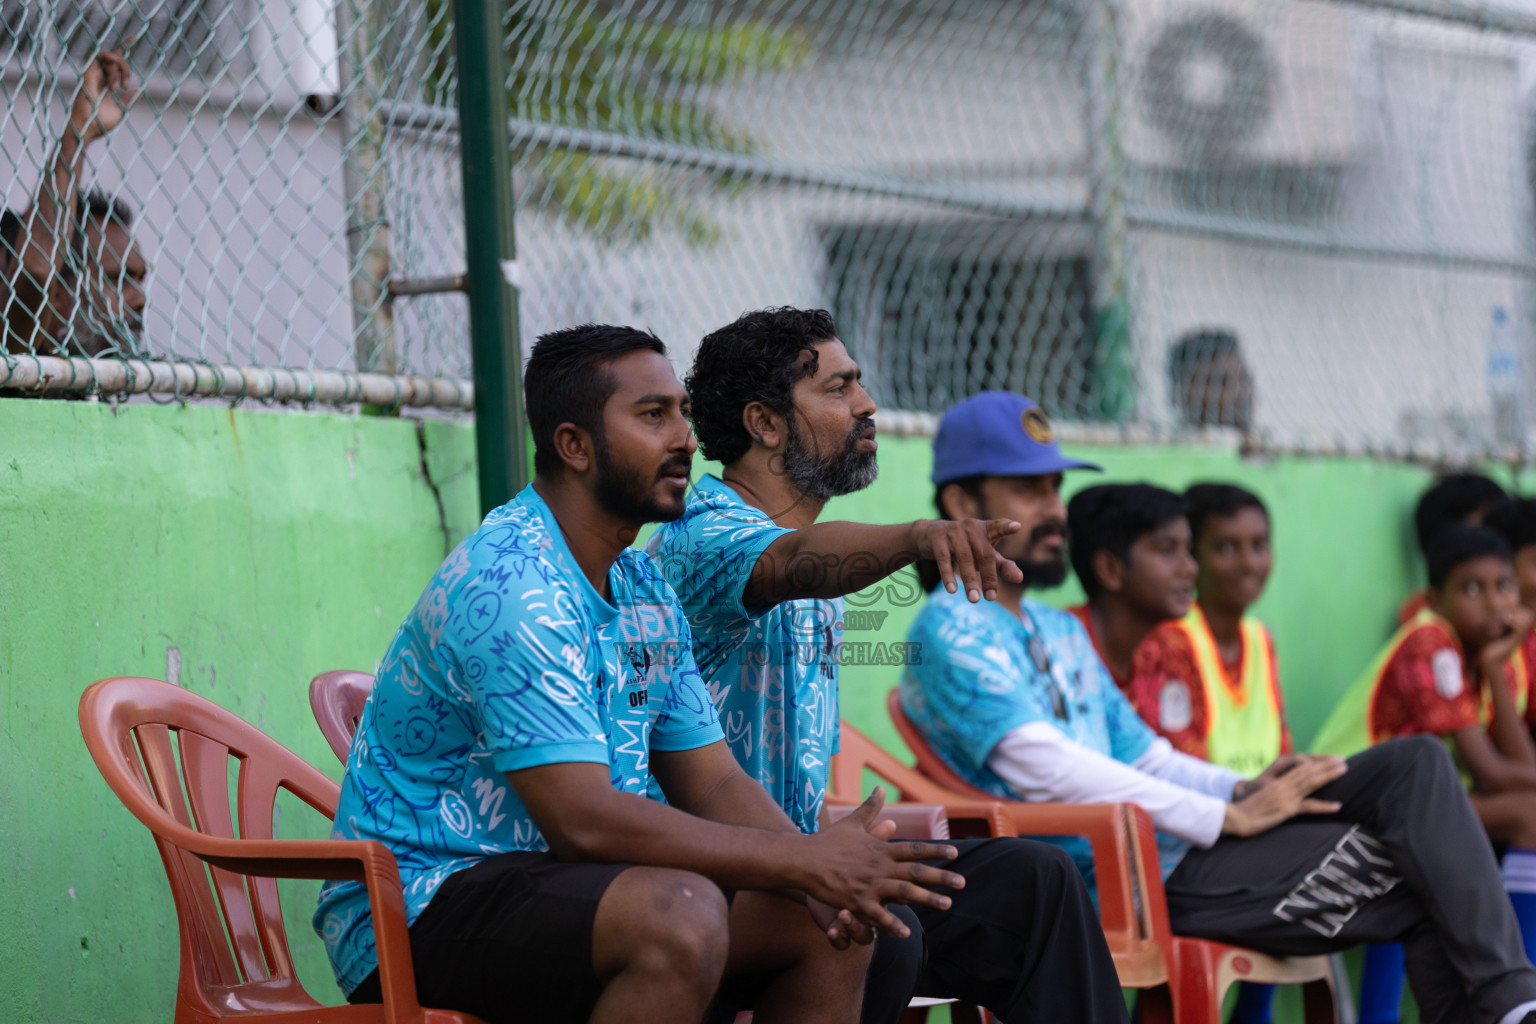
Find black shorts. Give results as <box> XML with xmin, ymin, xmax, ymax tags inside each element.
<box><xmin>348</xmin><ymin>851</ymin><xmax>631</xmax><ymax>1024</ymax></box>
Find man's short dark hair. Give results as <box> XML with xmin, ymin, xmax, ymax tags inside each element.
<box><xmin>524</xmin><ymin>324</ymin><xmax>668</xmax><ymax>478</ymax></box>
<box><xmin>70</xmin><ymin>189</ymin><xmax>135</xmax><ymax>263</ymax></box>
<box><xmin>1068</xmin><ymin>483</ymin><xmax>1187</xmax><ymax>597</ymax></box>
<box><xmin>931</xmin><ymin>476</ymin><xmax>985</xmax><ymax>522</ymax></box>
<box><xmin>1167</xmin><ymin>330</ymin><xmax>1239</xmax><ymax>387</ymax></box>
<box><xmin>1414</xmin><ymin>473</ymin><xmax>1507</xmax><ymax>556</ymax></box>
<box><xmin>1483</xmin><ymin>498</ymin><xmax>1536</xmax><ymax>556</ymax></box>
<box><xmin>685</xmin><ymin>307</ymin><xmax>836</xmax><ymax>465</ymax></box>
<box><xmin>1426</xmin><ymin>524</ymin><xmax>1512</xmax><ymax>590</ymax></box>
<box><xmin>1183</xmin><ymin>482</ymin><xmax>1268</xmax><ymax>548</ymax></box>
<box><xmin>2</xmin><ymin>192</ymin><xmax>134</xmax><ymax>270</ymax></box>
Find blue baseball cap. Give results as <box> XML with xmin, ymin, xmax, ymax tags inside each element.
<box><xmin>931</xmin><ymin>391</ymin><xmax>1102</xmax><ymax>485</ymax></box>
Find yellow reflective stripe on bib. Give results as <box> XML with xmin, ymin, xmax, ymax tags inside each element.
<box><xmin>1174</xmin><ymin>606</ymin><xmax>1282</xmax><ymax>776</ymax></box>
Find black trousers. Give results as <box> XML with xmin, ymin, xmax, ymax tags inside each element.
<box><xmin>861</xmin><ymin>837</ymin><xmax>1130</xmax><ymax>1024</ymax></box>
<box><xmin>1165</xmin><ymin>736</ymin><xmax>1536</xmax><ymax>1024</ymax></box>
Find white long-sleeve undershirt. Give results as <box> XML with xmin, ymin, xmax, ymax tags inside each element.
<box><xmin>985</xmin><ymin>722</ymin><xmax>1243</xmax><ymax>848</ymax></box>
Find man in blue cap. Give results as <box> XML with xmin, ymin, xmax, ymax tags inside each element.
<box><xmin>648</xmin><ymin>308</ymin><xmax>1130</xmax><ymax>1024</ymax></box>
<box><xmin>901</xmin><ymin>391</ymin><xmax>1536</xmax><ymax>1024</ymax></box>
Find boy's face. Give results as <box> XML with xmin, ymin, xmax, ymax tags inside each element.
<box><xmin>1432</xmin><ymin>554</ymin><xmax>1521</xmax><ymax>654</ymax></box>
<box><xmin>1119</xmin><ymin>516</ymin><xmax>1198</xmax><ymax>622</ymax></box>
<box><xmin>1194</xmin><ymin>507</ymin><xmax>1272</xmax><ymax>612</ymax></box>
<box><xmin>1514</xmin><ymin>545</ymin><xmax>1536</xmax><ymax>613</ymax></box>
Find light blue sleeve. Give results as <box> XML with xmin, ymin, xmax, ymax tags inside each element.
<box><xmin>907</xmin><ymin>600</ymin><xmax>1054</xmax><ymax>775</ymax></box>
<box><xmin>649</xmin><ymin>611</ymin><xmax>726</xmax><ymax>751</ymax></box>
<box><xmin>650</xmin><ymin>505</ymin><xmax>791</xmax><ymax>624</ymax></box>
<box><xmin>443</xmin><ymin>573</ymin><xmax>610</xmax><ymax>773</ymax></box>
<box><xmin>1063</xmin><ymin>624</ymin><xmax>1156</xmax><ymax>764</ymax></box>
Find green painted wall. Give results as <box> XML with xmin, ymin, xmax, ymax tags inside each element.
<box><xmin>0</xmin><ymin>400</ymin><xmax>1480</xmax><ymax>1021</ymax></box>
<box><xmin>0</xmin><ymin>399</ymin><xmax>480</xmax><ymax>1023</ymax></box>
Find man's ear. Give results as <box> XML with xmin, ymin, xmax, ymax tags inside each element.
<box><xmin>1426</xmin><ymin>585</ymin><xmax>1445</xmax><ymax>615</ymax></box>
<box><xmin>552</xmin><ymin>422</ymin><xmax>594</xmax><ymax>474</ymax></box>
<box><xmin>741</xmin><ymin>401</ymin><xmax>785</xmax><ymax>451</ymax></box>
<box><xmin>939</xmin><ymin>482</ymin><xmax>982</xmax><ymax>522</ymax></box>
<box><xmin>1091</xmin><ymin>549</ymin><xmax>1127</xmax><ymax>595</ymax></box>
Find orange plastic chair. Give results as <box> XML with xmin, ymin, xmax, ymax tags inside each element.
<box><xmin>884</xmin><ymin>689</ymin><xmax>1338</xmax><ymax>1024</ymax></box>
<box><xmin>78</xmin><ymin>676</ymin><xmax>487</xmax><ymax>1024</ymax></box>
<box><xmin>309</xmin><ymin>669</ymin><xmax>374</xmax><ymax>764</ymax></box>
<box><xmin>830</xmin><ymin>720</ymin><xmax>1175</xmax><ymax>1021</ymax></box>
<box><xmin>306</xmin><ymin>671</ymin><xmax>986</xmax><ymax>1024</ymax></box>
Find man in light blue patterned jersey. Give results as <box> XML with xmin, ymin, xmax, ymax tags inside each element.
<box><xmin>649</xmin><ymin>307</ymin><xmax>1129</xmax><ymax>1024</ymax></box>
<box><xmin>316</xmin><ymin>324</ymin><xmax>968</xmax><ymax>1024</ymax></box>
<box><xmin>900</xmin><ymin>391</ymin><xmax>1536</xmax><ymax>1024</ymax></box>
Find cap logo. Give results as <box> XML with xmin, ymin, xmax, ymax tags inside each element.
<box><xmin>1021</xmin><ymin>407</ymin><xmax>1055</xmax><ymax>445</ymax></box>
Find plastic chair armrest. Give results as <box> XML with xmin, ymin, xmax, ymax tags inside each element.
<box><xmin>1124</xmin><ymin>804</ymin><xmax>1174</xmax><ymax>943</ymax></box>
<box><xmin>925</xmin><ymin>800</ymin><xmax>1017</xmax><ymax>838</ymax></box>
<box><xmin>991</xmin><ymin>802</ymin><xmax>1143</xmax><ymax>952</ymax></box>
<box><xmin>183</xmin><ymin>836</ymin><xmax>426</xmax><ymax>1024</ymax></box>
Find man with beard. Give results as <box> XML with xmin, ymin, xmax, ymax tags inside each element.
<box><xmin>647</xmin><ymin>310</ymin><xmax>1129</xmax><ymax>1024</ymax></box>
<box><xmin>3</xmin><ymin>49</ymin><xmax>149</xmax><ymax>360</ymax></box>
<box><xmin>316</xmin><ymin>324</ymin><xmax>967</xmax><ymax>1024</ymax></box>
<box><xmin>899</xmin><ymin>391</ymin><xmax>1536</xmax><ymax>1024</ymax></box>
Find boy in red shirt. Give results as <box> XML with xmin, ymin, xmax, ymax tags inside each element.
<box><xmin>1485</xmin><ymin>498</ymin><xmax>1536</xmax><ymax>734</ymax></box>
<box><xmin>1398</xmin><ymin>473</ymin><xmax>1507</xmax><ymax>623</ymax></box>
<box><xmin>1315</xmin><ymin>524</ymin><xmax>1536</xmax><ymax>960</ymax></box>
<box><xmin>1124</xmin><ymin>483</ymin><xmax>1292</xmax><ymax>774</ymax></box>
<box><xmin>1067</xmin><ymin>482</ymin><xmax>1293</xmax><ymax>1024</ymax></box>
<box><xmin>1065</xmin><ymin>483</ymin><xmax>1198</xmax><ymax>694</ymax></box>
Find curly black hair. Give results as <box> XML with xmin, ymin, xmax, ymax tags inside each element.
<box><xmin>685</xmin><ymin>307</ymin><xmax>838</xmax><ymax>465</ymax></box>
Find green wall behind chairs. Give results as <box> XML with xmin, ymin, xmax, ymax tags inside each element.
<box><xmin>0</xmin><ymin>398</ymin><xmax>1471</xmax><ymax>1022</ymax></box>
<box><xmin>0</xmin><ymin>399</ymin><xmax>480</xmax><ymax>1022</ymax></box>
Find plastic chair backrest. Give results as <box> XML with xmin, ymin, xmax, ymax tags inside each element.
<box><xmin>884</xmin><ymin>688</ymin><xmax>1171</xmax><ymax>955</ymax></box>
<box><xmin>886</xmin><ymin>689</ymin><xmax>996</xmax><ymax>798</ymax></box>
<box><xmin>78</xmin><ymin>676</ymin><xmax>343</xmax><ymax>1019</ymax></box>
<box><xmin>310</xmin><ymin>670</ymin><xmax>375</xmax><ymax>764</ymax></box>
<box><xmin>830</xmin><ymin>721</ymin><xmax>979</xmax><ymax>804</ymax></box>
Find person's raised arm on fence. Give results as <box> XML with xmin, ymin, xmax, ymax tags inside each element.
<box><xmin>3</xmin><ymin>49</ymin><xmax>145</xmax><ymax>358</ymax></box>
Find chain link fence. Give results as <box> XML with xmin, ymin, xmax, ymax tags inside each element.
<box><xmin>0</xmin><ymin>0</ymin><xmax>469</xmax><ymax>405</ymax></box>
<box><xmin>4</xmin><ymin>0</ymin><xmax>1536</xmax><ymax>460</ymax></box>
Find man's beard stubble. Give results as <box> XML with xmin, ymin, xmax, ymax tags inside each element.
<box><xmin>593</xmin><ymin>442</ymin><xmax>692</xmax><ymax>525</ymax></box>
<box><xmin>1010</xmin><ymin>521</ymin><xmax>1070</xmax><ymax>589</ymax></box>
<box><xmin>1016</xmin><ymin>552</ymin><xmax>1069</xmax><ymax>589</ymax></box>
<box><xmin>781</xmin><ymin>415</ymin><xmax>879</xmax><ymax>500</ymax></box>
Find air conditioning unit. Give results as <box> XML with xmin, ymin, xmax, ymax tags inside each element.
<box><xmin>1120</xmin><ymin>0</ymin><xmax>1356</xmax><ymax>169</ymax></box>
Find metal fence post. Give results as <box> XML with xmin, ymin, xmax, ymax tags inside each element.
<box><xmin>452</xmin><ymin>0</ymin><xmax>528</xmax><ymax>514</ymax></box>
<box><xmin>1086</xmin><ymin>0</ymin><xmax>1135</xmax><ymax>421</ymax></box>
<box><xmin>336</xmin><ymin>0</ymin><xmax>398</xmax><ymax>378</ymax></box>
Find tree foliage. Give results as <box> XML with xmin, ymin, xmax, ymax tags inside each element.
<box><xmin>423</xmin><ymin>1</ymin><xmax>809</xmax><ymax>246</ymax></box>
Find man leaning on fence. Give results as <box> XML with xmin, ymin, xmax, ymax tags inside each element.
<box><xmin>2</xmin><ymin>49</ymin><xmax>148</xmax><ymax>362</ymax></box>
<box><xmin>315</xmin><ymin>323</ymin><xmax>969</xmax><ymax>1024</ymax></box>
